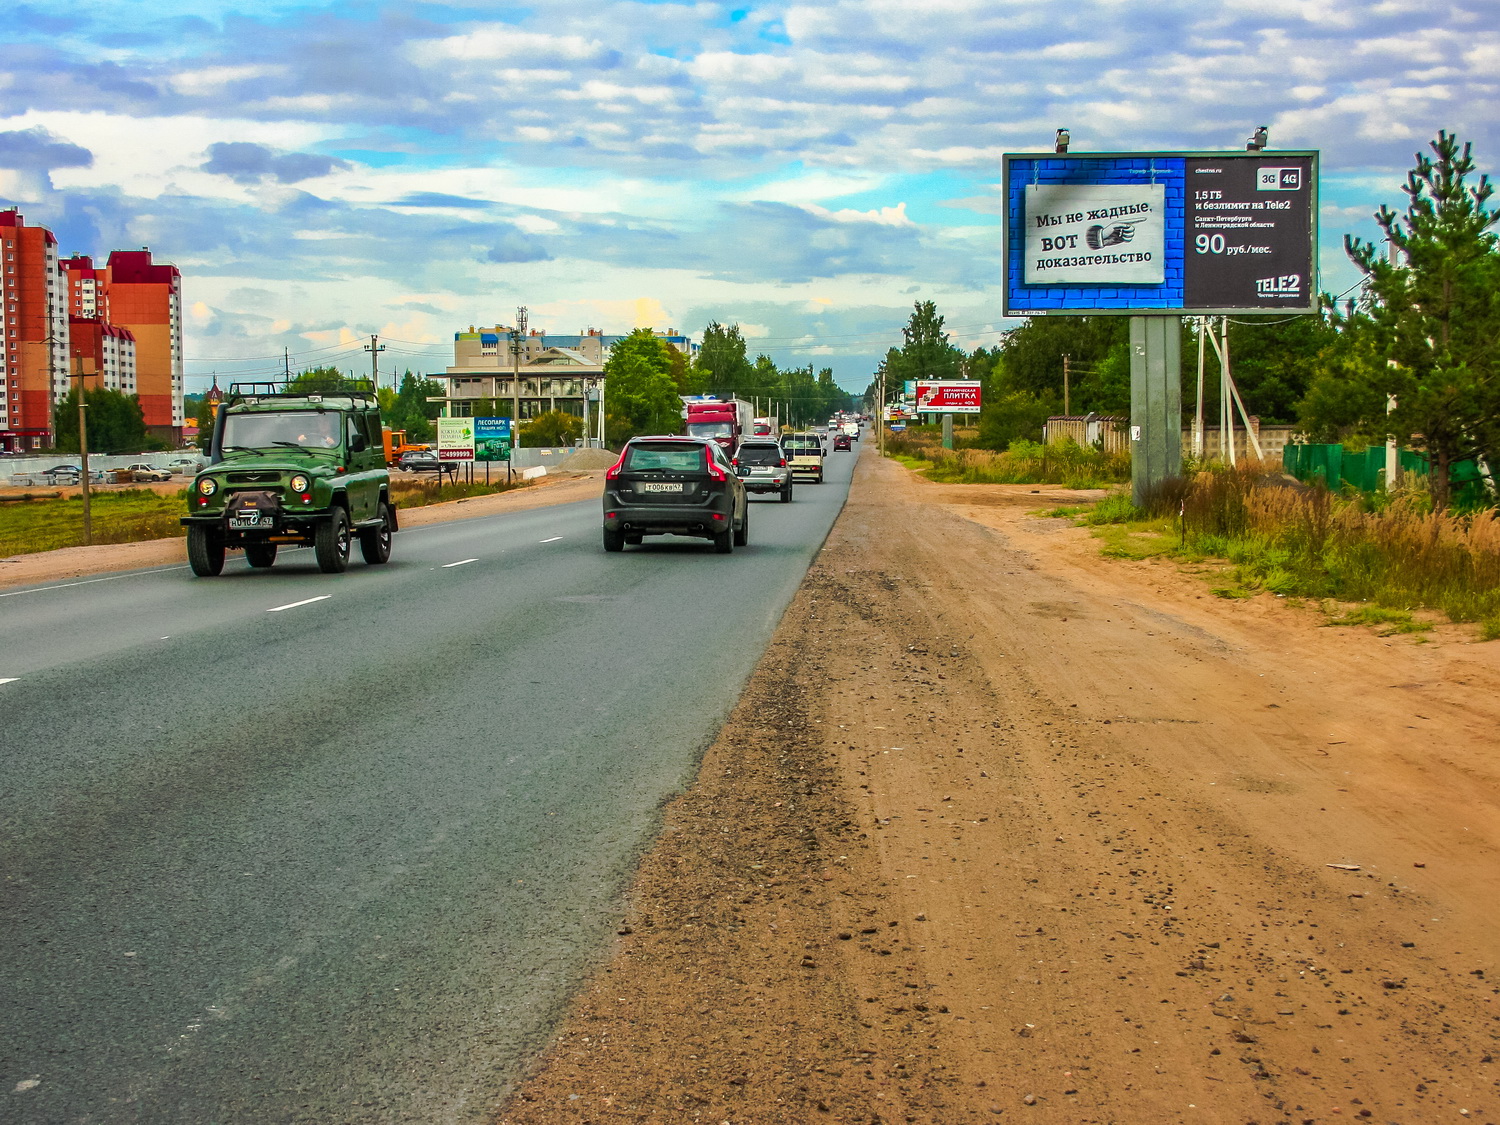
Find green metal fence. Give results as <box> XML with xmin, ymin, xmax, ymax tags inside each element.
<box><xmin>1283</xmin><ymin>443</ymin><xmax>1492</xmax><ymax>507</ymax></box>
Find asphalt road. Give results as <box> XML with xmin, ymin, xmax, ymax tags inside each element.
<box><xmin>0</xmin><ymin>444</ymin><xmax>860</xmax><ymax>1123</ymax></box>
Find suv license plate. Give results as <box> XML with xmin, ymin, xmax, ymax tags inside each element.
<box><xmin>639</xmin><ymin>482</ymin><xmax>683</xmax><ymax>493</ymax></box>
<box><xmin>230</xmin><ymin>513</ymin><xmax>265</xmax><ymax>528</ymax></box>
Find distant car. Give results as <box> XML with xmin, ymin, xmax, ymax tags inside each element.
<box><xmin>602</xmin><ymin>435</ymin><xmax>748</xmax><ymax>553</ymax></box>
<box><xmin>780</xmin><ymin>433</ymin><xmax>825</xmax><ymax>482</ymax></box>
<box><xmin>833</xmin><ymin>434</ymin><xmax>852</xmax><ymax>451</ymax></box>
<box><xmin>41</xmin><ymin>464</ymin><xmax>82</xmax><ymax>484</ymax></box>
<box><xmin>166</xmin><ymin>457</ymin><xmax>203</xmax><ymax>474</ymax></box>
<box><xmin>732</xmin><ymin>438</ymin><xmax>794</xmax><ymax>502</ymax></box>
<box><xmin>123</xmin><ymin>462</ymin><xmax>172</xmax><ymax>482</ymax></box>
<box><xmin>399</xmin><ymin>449</ymin><xmax>443</xmax><ymax>473</ymax></box>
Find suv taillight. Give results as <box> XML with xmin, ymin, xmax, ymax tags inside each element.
<box><xmin>704</xmin><ymin>445</ymin><xmax>727</xmax><ymax>482</ymax></box>
<box><xmin>605</xmin><ymin>450</ymin><xmax>628</xmax><ymax>481</ymax></box>
<box><xmin>779</xmin><ymin>458</ymin><xmax>786</xmax><ymax>467</ymax></box>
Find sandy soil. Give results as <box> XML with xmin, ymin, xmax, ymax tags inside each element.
<box><xmin>497</xmin><ymin>451</ymin><xmax>1500</xmax><ymax>1124</ymax></box>
<box><xmin>0</xmin><ymin>472</ymin><xmax>604</xmax><ymax>590</ymax></box>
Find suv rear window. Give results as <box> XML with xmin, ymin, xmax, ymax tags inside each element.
<box><xmin>624</xmin><ymin>442</ymin><xmax>706</xmax><ymax>472</ymax></box>
<box><xmin>736</xmin><ymin>444</ymin><xmax>782</xmax><ymax>465</ymax></box>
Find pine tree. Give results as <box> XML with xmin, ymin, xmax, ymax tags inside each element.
<box><xmin>1321</xmin><ymin>131</ymin><xmax>1500</xmax><ymax>509</ymax></box>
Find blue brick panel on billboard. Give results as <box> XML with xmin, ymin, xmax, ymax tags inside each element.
<box><xmin>1006</xmin><ymin>156</ymin><xmax>1186</xmax><ymax>312</ymax></box>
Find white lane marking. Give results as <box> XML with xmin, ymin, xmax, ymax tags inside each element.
<box><xmin>442</xmin><ymin>558</ymin><xmax>478</xmax><ymax>568</ymax></box>
<box><xmin>267</xmin><ymin>595</ymin><xmax>332</xmax><ymax>613</ymax></box>
<box><xmin>0</xmin><ymin>678</ymin><xmax>18</xmax><ymax>686</ymax></box>
<box><xmin>0</xmin><ymin>565</ymin><xmax>192</xmax><ymax>597</ymax></box>
<box><xmin>539</xmin><ymin>536</ymin><xmax>563</xmax><ymax>543</ymax></box>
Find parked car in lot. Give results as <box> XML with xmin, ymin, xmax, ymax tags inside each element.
<box><xmin>123</xmin><ymin>462</ymin><xmax>172</xmax><ymax>482</ymax></box>
<box><xmin>398</xmin><ymin>449</ymin><xmax>446</xmax><ymax>473</ymax></box>
<box><xmin>166</xmin><ymin>457</ymin><xmax>203</xmax><ymax>474</ymax></box>
<box><xmin>602</xmin><ymin>435</ymin><xmax>748</xmax><ymax>553</ymax></box>
<box><xmin>41</xmin><ymin>464</ymin><xmax>82</xmax><ymax>484</ymax></box>
<box><xmin>731</xmin><ymin>438</ymin><xmax>793</xmax><ymax>502</ymax></box>
<box><xmin>832</xmin><ymin>433</ymin><xmax>852</xmax><ymax>451</ymax></box>
<box><xmin>779</xmin><ymin>433</ymin><xmax>825</xmax><ymax>482</ymax></box>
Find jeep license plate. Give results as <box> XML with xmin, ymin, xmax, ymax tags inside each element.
<box><xmin>230</xmin><ymin>512</ymin><xmax>266</xmax><ymax>528</ymax></box>
<box><xmin>639</xmin><ymin>482</ymin><xmax>683</xmax><ymax>493</ymax></box>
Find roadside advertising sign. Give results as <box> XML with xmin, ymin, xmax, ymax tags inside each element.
<box><xmin>915</xmin><ymin>380</ymin><xmax>983</xmax><ymax>414</ymax></box>
<box><xmin>435</xmin><ymin>417</ymin><xmax>475</xmax><ymax>462</ymax></box>
<box><xmin>1001</xmin><ymin>151</ymin><xmax>1319</xmax><ymax>316</ymax></box>
<box><xmin>903</xmin><ymin>381</ymin><xmax>917</xmax><ymax>396</ymax></box>
<box><xmin>475</xmin><ymin>417</ymin><xmax>511</xmax><ymax>462</ymax></box>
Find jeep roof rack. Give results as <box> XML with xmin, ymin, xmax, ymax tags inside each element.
<box><xmin>225</xmin><ymin>379</ymin><xmax>378</xmax><ymax>406</ymax></box>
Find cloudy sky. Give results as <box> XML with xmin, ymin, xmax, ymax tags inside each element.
<box><xmin>0</xmin><ymin>0</ymin><xmax>1495</xmax><ymax>393</ymax></box>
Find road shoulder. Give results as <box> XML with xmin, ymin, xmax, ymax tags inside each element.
<box><xmin>496</xmin><ymin>451</ymin><xmax>1500</xmax><ymax>1123</ymax></box>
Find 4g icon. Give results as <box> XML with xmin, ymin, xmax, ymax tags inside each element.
<box><xmin>1256</xmin><ymin>167</ymin><xmax>1302</xmax><ymax>191</ymax></box>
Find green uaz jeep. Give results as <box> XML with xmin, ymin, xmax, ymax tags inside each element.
<box><xmin>181</xmin><ymin>381</ymin><xmax>397</xmax><ymax>576</ymax></box>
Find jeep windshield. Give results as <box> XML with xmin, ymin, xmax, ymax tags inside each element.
<box><xmin>221</xmin><ymin>411</ymin><xmax>342</xmax><ymax>451</ymax></box>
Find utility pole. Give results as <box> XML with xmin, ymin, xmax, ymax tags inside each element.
<box><xmin>283</xmin><ymin>348</ymin><xmax>292</xmax><ymax>384</ymax></box>
<box><xmin>1062</xmin><ymin>354</ymin><xmax>1071</xmax><ymax>416</ymax></box>
<box><xmin>364</xmin><ymin>334</ymin><xmax>386</xmax><ymax>390</ymax></box>
<box><xmin>511</xmin><ymin>307</ymin><xmax>527</xmax><ymax>461</ymax></box>
<box><xmin>72</xmin><ymin>352</ymin><xmax>93</xmax><ymax>546</ymax></box>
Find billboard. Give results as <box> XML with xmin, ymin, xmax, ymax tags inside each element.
<box><xmin>1002</xmin><ymin>151</ymin><xmax>1318</xmax><ymax>316</ymax></box>
<box><xmin>475</xmin><ymin>417</ymin><xmax>511</xmax><ymax>462</ymax></box>
<box><xmin>435</xmin><ymin>417</ymin><xmax>475</xmax><ymax>462</ymax></box>
<box><xmin>915</xmin><ymin>380</ymin><xmax>982</xmax><ymax>414</ymax></box>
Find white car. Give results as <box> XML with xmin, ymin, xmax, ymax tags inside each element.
<box><xmin>123</xmin><ymin>463</ymin><xmax>172</xmax><ymax>482</ymax></box>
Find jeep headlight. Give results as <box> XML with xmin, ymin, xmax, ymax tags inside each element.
<box><xmin>289</xmin><ymin>474</ymin><xmax>309</xmax><ymax>493</ymax></box>
<box><xmin>197</xmin><ymin>477</ymin><xmax>218</xmax><ymax>496</ymax></box>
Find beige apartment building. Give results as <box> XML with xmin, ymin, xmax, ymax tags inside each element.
<box><xmin>432</xmin><ymin>326</ymin><xmax>693</xmax><ymax>421</ymax></box>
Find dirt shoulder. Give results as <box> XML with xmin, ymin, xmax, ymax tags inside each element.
<box><xmin>0</xmin><ymin>472</ymin><xmax>604</xmax><ymax>590</ymax></box>
<box><xmin>497</xmin><ymin>451</ymin><xmax>1500</xmax><ymax>1124</ymax></box>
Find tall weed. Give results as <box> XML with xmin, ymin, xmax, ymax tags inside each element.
<box><xmin>885</xmin><ymin>433</ymin><xmax>1129</xmax><ymax>488</ymax></box>
<box><xmin>1178</xmin><ymin>466</ymin><xmax>1500</xmax><ymax>625</ymax></box>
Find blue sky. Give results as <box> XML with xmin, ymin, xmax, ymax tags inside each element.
<box><xmin>0</xmin><ymin>0</ymin><xmax>1495</xmax><ymax>393</ymax></box>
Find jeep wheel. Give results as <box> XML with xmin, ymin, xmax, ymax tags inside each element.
<box><xmin>713</xmin><ymin>526</ymin><xmax>733</xmax><ymax>554</ymax></box>
<box><xmin>315</xmin><ymin>507</ymin><xmax>351</xmax><ymax>573</ymax></box>
<box><xmin>733</xmin><ymin>502</ymin><xmax>749</xmax><ymax>547</ymax></box>
<box><xmin>187</xmin><ymin>525</ymin><xmax>225</xmax><ymax>577</ymax></box>
<box><xmin>360</xmin><ymin>501</ymin><xmax>394</xmax><ymax>565</ymax></box>
<box><xmin>780</xmin><ymin>481</ymin><xmax>793</xmax><ymax>503</ymax></box>
<box><xmin>603</xmin><ymin>526</ymin><xmax>625</xmax><ymax>552</ymax></box>
<box><xmin>244</xmin><ymin>543</ymin><xmax>277</xmax><ymax>569</ymax></box>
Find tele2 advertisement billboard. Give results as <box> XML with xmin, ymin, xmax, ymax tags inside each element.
<box><xmin>1002</xmin><ymin>151</ymin><xmax>1318</xmax><ymax>316</ymax></box>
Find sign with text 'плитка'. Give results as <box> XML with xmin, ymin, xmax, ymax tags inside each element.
<box><xmin>1023</xmin><ymin>184</ymin><xmax>1165</xmax><ymax>286</ymax></box>
<box><xmin>915</xmin><ymin>380</ymin><xmax>982</xmax><ymax>414</ymax></box>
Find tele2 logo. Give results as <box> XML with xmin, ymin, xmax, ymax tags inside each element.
<box><xmin>1257</xmin><ymin>167</ymin><xmax>1302</xmax><ymax>191</ymax></box>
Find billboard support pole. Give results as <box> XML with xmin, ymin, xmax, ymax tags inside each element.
<box><xmin>942</xmin><ymin>414</ymin><xmax>954</xmax><ymax>450</ymax></box>
<box><xmin>1129</xmin><ymin>316</ymin><xmax>1182</xmax><ymax>508</ymax></box>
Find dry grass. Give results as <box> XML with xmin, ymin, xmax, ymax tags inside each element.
<box><xmin>1173</xmin><ymin>465</ymin><xmax>1500</xmax><ymax>629</ymax></box>
<box><xmin>885</xmin><ymin>433</ymin><xmax>1130</xmax><ymax>488</ymax></box>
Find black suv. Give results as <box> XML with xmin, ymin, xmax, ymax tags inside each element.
<box><xmin>602</xmin><ymin>436</ymin><xmax>748</xmax><ymax>553</ymax></box>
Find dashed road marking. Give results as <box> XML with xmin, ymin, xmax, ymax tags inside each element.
<box><xmin>539</xmin><ymin>537</ymin><xmax>563</xmax><ymax>543</ymax></box>
<box><xmin>267</xmin><ymin>595</ymin><xmax>332</xmax><ymax>613</ymax></box>
<box><xmin>0</xmin><ymin>678</ymin><xmax>18</xmax><ymax>686</ymax></box>
<box><xmin>442</xmin><ymin>558</ymin><xmax>478</xmax><ymax>568</ymax></box>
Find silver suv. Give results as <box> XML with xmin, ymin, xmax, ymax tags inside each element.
<box><xmin>732</xmin><ymin>438</ymin><xmax>794</xmax><ymax>502</ymax></box>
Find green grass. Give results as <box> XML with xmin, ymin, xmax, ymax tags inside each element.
<box><xmin>885</xmin><ymin>434</ymin><xmax>1129</xmax><ymax>488</ymax></box>
<box><xmin>0</xmin><ymin>477</ymin><xmax>533</xmax><ymax>558</ymax></box>
<box><xmin>1069</xmin><ymin>465</ymin><xmax>1500</xmax><ymax>640</ymax></box>
<box><xmin>1321</xmin><ymin>604</ymin><xmax>1433</xmax><ymax>634</ymax></box>
<box><xmin>0</xmin><ymin>489</ymin><xmax>187</xmax><ymax>556</ymax></box>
